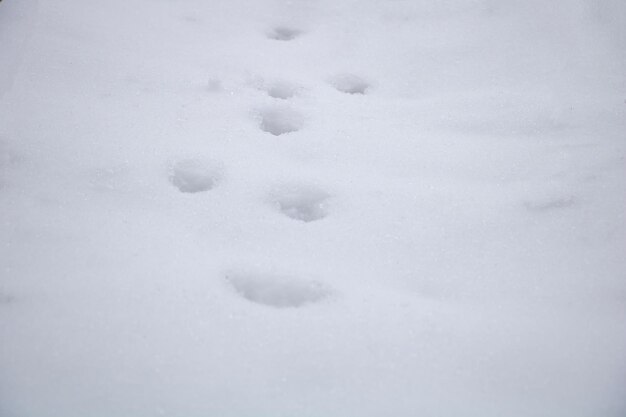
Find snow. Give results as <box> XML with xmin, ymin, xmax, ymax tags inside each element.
<box><xmin>1</xmin><ymin>0</ymin><xmax>625</xmax><ymax>416</ymax></box>
<box><xmin>0</xmin><ymin>0</ymin><xmax>37</xmax><ymax>98</ymax></box>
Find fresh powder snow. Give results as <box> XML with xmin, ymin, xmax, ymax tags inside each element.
<box><xmin>1</xmin><ymin>1</ymin><xmax>625</xmax><ymax>416</ymax></box>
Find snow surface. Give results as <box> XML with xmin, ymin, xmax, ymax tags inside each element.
<box><xmin>1</xmin><ymin>0</ymin><xmax>625</xmax><ymax>416</ymax></box>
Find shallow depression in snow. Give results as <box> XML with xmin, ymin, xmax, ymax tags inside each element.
<box><xmin>257</xmin><ymin>106</ymin><xmax>304</xmax><ymax>136</ymax></box>
<box><xmin>264</xmin><ymin>80</ymin><xmax>300</xmax><ymax>99</ymax></box>
<box><xmin>226</xmin><ymin>273</ymin><xmax>330</xmax><ymax>308</ymax></box>
<box><xmin>266</xmin><ymin>26</ymin><xmax>302</xmax><ymax>41</ymax></box>
<box><xmin>523</xmin><ymin>195</ymin><xmax>578</xmax><ymax>212</ymax></box>
<box><xmin>0</xmin><ymin>290</ymin><xmax>15</xmax><ymax>305</ymax></box>
<box><xmin>168</xmin><ymin>159</ymin><xmax>221</xmax><ymax>193</ymax></box>
<box><xmin>329</xmin><ymin>73</ymin><xmax>370</xmax><ymax>95</ymax></box>
<box><xmin>271</xmin><ymin>184</ymin><xmax>330</xmax><ymax>222</ymax></box>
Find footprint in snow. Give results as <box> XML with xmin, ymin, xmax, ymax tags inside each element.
<box><xmin>271</xmin><ymin>184</ymin><xmax>330</xmax><ymax>222</ymax></box>
<box><xmin>0</xmin><ymin>291</ymin><xmax>15</xmax><ymax>305</ymax></box>
<box><xmin>523</xmin><ymin>196</ymin><xmax>577</xmax><ymax>212</ymax></box>
<box><xmin>329</xmin><ymin>73</ymin><xmax>371</xmax><ymax>95</ymax></box>
<box><xmin>0</xmin><ymin>139</ymin><xmax>22</xmax><ymax>189</ymax></box>
<box><xmin>169</xmin><ymin>159</ymin><xmax>222</xmax><ymax>193</ymax></box>
<box><xmin>266</xmin><ymin>25</ymin><xmax>303</xmax><ymax>41</ymax></box>
<box><xmin>206</xmin><ymin>78</ymin><xmax>222</xmax><ymax>93</ymax></box>
<box><xmin>226</xmin><ymin>272</ymin><xmax>330</xmax><ymax>308</ymax></box>
<box><xmin>263</xmin><ymin>80</ymin><xmax>301</xmax><ymax>100</ymax></box>
<box><xmin>256</xmin><ymin>106</ymin><xmax>304</xmax><ymax>136</ymax></box>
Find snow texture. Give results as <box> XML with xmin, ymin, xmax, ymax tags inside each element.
<box><xmin>1</xmin><ymin>0</ymin><xmax>625</xmax><ymax>417</ymax></box>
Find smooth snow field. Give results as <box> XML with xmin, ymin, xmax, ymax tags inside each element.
<box><xmin>1</xmin><ymin>1</ymin><xmax>625</xmax><ymax>416</ymax></box>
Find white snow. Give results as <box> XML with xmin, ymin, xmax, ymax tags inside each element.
<box><xmin>1</xmin><ymin>0</ymin><xmax>625</xmax><ymax>416</ymax></box>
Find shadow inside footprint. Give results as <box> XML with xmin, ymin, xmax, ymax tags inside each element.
<box><xmin>329</xmin><ymin>74</ymin><xmax>370</xmax><ymax>95</ymax></box>
<box><xmin>227</xmin><ymin>273</ymin><xmax>329</xmax><ymax>308</ymax></box>
<box><xmin>257</xmin><ymin>107</ymin><xmax>304</xmax><ymax>136</ymax></box>
<box><xmin>271</xmin><ymin>185</ymin><xmax>330</xmax><ymax>222</ymax></box>
<box><xmin>524</xmin><ymin>196</ymin><xmax>577</xmax><ymax>212</ymax></box>
<box><xmin>169</xmin><ymin>159</ymin><xmax>221</xmax><ymax>193</ymax></box>
<box><xmin>267</xmin><ymin>26</ymin><xmax>302</xmax><ymax>41</ymax></box>
<box><xmin>0</xmin><ymin>291</ymin><xmax>15</xmax><ymax>305</ymax></box>
<box><xmin>265</xmin><ymin>81</ymin><xmax>299</xmax><ymax>99</ymax></box>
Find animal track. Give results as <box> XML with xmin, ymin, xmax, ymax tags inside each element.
<box><xmin>271</xmin><ymin>185</ymin><xmax>330</xmax><ymax>222</ymax></box>
<box><xmin>206</xmin><ymin>78</ymin><xmax>222</xmax><ymax>93</ymax></box>
<box><xmin>257</xmin><ymin>107</ymin><xmax>304</xmax><ymax>136</ymax></box>
<box><xmin>264</xmin><ymin>81</ymin><xmax>300</xmax><ymax>99</ymax></box>
<box><xmin>0</xmin><ymin>139</ymin><xmax>21</xmax><ymax>189</ymax></box>
<box><xmin>329</xmin><ymin>74</ymin><xmax>370</xmax><ymax>95</ymax></box>
<box><xmin>0</xmin><ymin>290</ymin><xmax>14</xmax><ymax>305</ymax></box>
<box><xmin>267</xmin><ymin>26</ymin><xmax>302</xmax><ymax>41</ymax></box>
<box><xmin>524</xmin><ymin>196</ymin><xmax>577</xmax><ymax>212</ymax></box>
<box><xmin>169</xmin><ymin>159</ymin><xmax>221</xmax><ymax>193</ymax></box>
<box><xmin>227</xmin><ymin>273</ymin><xmax>330</xmax><ymax>308</ymax></box>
